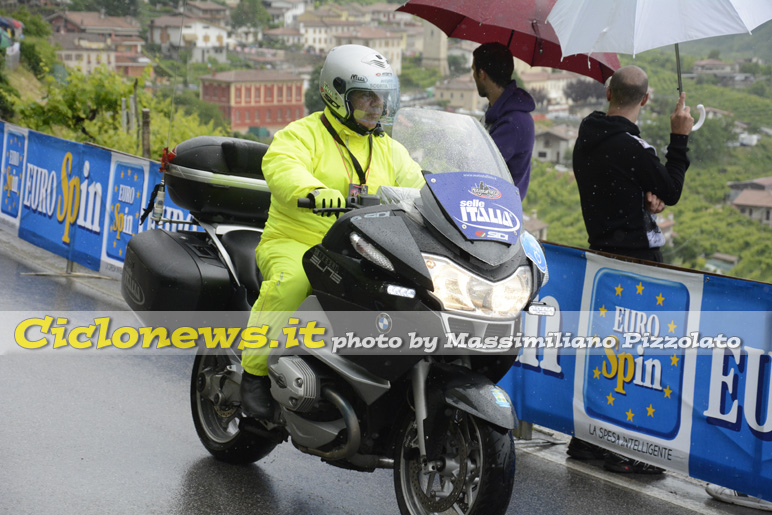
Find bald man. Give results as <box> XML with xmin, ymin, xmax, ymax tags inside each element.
<box><xmin>569</xmin><ymin>65</ymin><xmax>693</xmax><ymax>474</ymax></box>
<box><xmin>573</xmin><ymin>65</ymin><xmax>694</xmax><ymax>263</ymax></box>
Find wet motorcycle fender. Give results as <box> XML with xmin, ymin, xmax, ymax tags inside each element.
<box><xmin>426</xmin><ymin>362</ymin><xmax>517</xmax><ymax>431</ymax></box>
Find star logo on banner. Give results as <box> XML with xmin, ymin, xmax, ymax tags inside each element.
<box><xmin>615</xmin><ymin>284</ymin><xmax>623</xmax><ymax>296</ymax></box>
<box><xmin>656</xmin><ymin>293</ymin><xmax>665</xmax><ymax>306</ymax></box>
<box><xmin>668</xmin><ymin>321</ymin><xmax>677</xmax><ymax>333</ymax></box>
<box><xmin>670</xmin><ymin>355</ymin><xmax>680</xmax><ymax>366</ymax></box>
<box><xmin>607</xmin><ymin>393</ymin><xmax>615</xmax><ymax>405</ymax></box>
<box><xmin>663</xmin><ymin>385</ymin><xmax>672</xmax><ymax>398</ymax></box>
<box><xmin>626</xmin><ymin>409</ymin><xmax>634</xmax><ymax>421</ymax></box>
<box><xmin>646</xmin><ymin>404</ymin><xmax>655</xmax><ymax>417</ymax></box>
<box><xmin>636</xmin><ymin>282</ymin><xmax>644</xmax><ymax>294</ymax></box>
<box><xmin>599</xmin><ymin>305</ymin><xmax>607</xmax><ymax>317</ymax></box>
<box><xmin>593</xmin><ymin>367</ymin><xmax>601</xmax><ymax>379</ymax></box>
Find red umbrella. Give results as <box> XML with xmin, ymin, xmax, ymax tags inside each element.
<box><xmin>397</xmin><ymin>0</ymin><xmax>620</xmax><ymax>83</ymax></box>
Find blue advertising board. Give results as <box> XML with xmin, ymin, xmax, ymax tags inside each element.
<box><xmin>503</xmin><ymin>244</ymin><xmax>772</xmax><ymax>501</ymax></box>
<box><xmin>0</xmin><ymin>123</ymin><xmax>195</xmax><ymax>275</ymax></box>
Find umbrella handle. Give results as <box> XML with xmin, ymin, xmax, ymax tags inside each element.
<box><xmin>692</xmin><ymin>104</ymin><xmax>706</xmax><ymax>132</ymax></box>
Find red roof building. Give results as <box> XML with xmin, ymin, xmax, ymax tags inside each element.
<box><xmin>199</xmin><ymin>70</ymin><xmax>305</xmax><ymax>135</ymax></box>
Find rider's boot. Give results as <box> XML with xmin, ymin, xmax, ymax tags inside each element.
<box><xmin>240</xmin><ymin>371</ymin><xmax>274</xmax><ymax>420</ymax></box>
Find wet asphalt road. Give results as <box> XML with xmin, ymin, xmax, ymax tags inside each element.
<box><xmin>0</xmin><ymin>230</ymin><xmax>750</xmax><ymax>515</ymax></box>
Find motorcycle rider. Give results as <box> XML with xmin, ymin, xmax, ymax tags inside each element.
<box><xmin>240</xmin><ymin>44</ymin><xmax>426</xmax><ymax>419</ymax></box>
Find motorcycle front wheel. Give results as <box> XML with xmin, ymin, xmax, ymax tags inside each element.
<box><xmin>190</xmin><ymin>350</ymin><xmax>278</xmax><ymax>464</ymax></box>
<box><xmin>394</xmin><ymin>410</ymin><xmax>515</xmax><ymax>515</ymax></box>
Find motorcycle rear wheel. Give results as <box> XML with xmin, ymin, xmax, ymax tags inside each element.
<box><xmin>394</xmin><ymin>410</ymin><xmax>515</xmax><ymax>515</ymax></box>
<box><xmin>190</xmin><ymin>350</ymin><xmax>277</xmax><ymax>464</ymax></box>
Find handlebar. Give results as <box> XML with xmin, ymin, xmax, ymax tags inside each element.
<box><xmin>297</xmin><ymin>192</ymin><xmax>381</xmax><ymax>216</ymax></box>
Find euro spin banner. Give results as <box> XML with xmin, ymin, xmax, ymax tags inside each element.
<box><xmin>0</xmin><ymin>124</ymin><xmax>196</xmax><ymax>275</ymax></box>
<box><xmin>501</xmin><ymin>243</ymin><xmax>772</xmax><ymax>501</ymax></box>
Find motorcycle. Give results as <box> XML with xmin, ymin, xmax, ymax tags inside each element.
<box><xmin>121</xmin><ymin>108</ymin><xmax>552</xmax><ymax>515</ymax></box>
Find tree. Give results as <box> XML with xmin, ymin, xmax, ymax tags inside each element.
<box><xmin>15</xmin><ymin>66</ymin><xmax>226</xmax><ymax>158</ymax></box>
<box><xmin>447</xmin><ymin>54</ymin><xmax>468</xmax><ymax>78</ymax></box>
<box><xmin>305</xmin><ymin>63</ymin><xmax>325</xmax><ymax>113</ymax></box>
<box><xmin>563</xmin><ymin>79</ymin><xmax>606</xmax><ymax>103</ymax></box>
<box><xmin>231</xmin><ymin>0</ymin><xmax>271</xmax><ymax>34</ymax></box>
<box><xmin>529</xmin><ymin>88</ymin><xmax>548</xmax><ymax>106</ymax></box>
<box><xmin>5</xmin><ymin>7</ymin><xmax>50</xmax><ymax>38</ymax></box>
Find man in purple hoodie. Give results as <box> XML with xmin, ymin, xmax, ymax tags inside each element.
<box><xmin>472</xmin><ymin>42</ymin><xmax>536</xmax><ymax>199</ymax></box>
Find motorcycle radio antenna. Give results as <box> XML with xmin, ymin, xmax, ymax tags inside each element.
<box><xmin>150</xmin><ymin>0</ymin><xmax>190</xmax><ymax>225</ymax></box>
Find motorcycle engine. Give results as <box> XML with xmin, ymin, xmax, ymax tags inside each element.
<box><xmin>268</xmin><ymin>356</ymin><xmax>321</xmax><ymax>412</ymax></box>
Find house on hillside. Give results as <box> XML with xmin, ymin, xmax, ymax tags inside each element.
<box><xmin>731</xmin><ymin>187</ymin><xmax>772</xmax><ymax>227</ymax></box>
<box><xmin>333</xmin><ymin>27</ymin><xmax>404</xmax><ymax>75</ymax></box>
<box><xmin>47</xmin><ymin>11</ymin><xmax>141</xmax><ymax>38</ymax></box>
<box><xmin>704</xmin><ymin>252</ymin><xmax>740</xmax><ymax>275</ymax></box>
<box><xmin>298</xmin><ymin>19</ymin><xmax>360</xmax><ymax>53</ymax></box>
<box><xmin>51</xmin><ymin>33</ymin><xmax>116</xmax><ymax>75</ymax></box>
<box><xmin>264</xmin><ymin>0</ymin><xmax>307</xmax><ymax>27</ymax></box>
<box><xmin>185</xmin><ymin>1</ymin><xmax>229</xmax><ymax>27</ymax></box>
<box><xmin>199</xmin><ymin>69</ymin><xmax>305</xmax><ymax>135</ymax></box>
<box><xmin>693</xmin><ymin>59</ymin><xmax>735</xmax><ymax>75</ymax></box>
<box><xmin>533</xmin><ymin>125</ymin><xmax>577</xmax><ymax>166</ymax></box>
<box><xmin>434</xmin><ymin>75</ymin><xmax>485</xmax><ymax>115</ymax></box>
<box><xmin>148</xmin><ymin>15</ymin><xmax>228</xmax><ymax>64</ymax></box>
<box><xmin>263</xmin><ymin>27</ymin><xmax>304</xmax><ymax>47</ymax></box>
<box><xmin>519</xmin><ymin>71</ymin><xmax>592</xmax><ymax>106</ymax></box>
<box><xmin>726</xmin><ymin>176</ymin><xmax>772</xmax><ymax>203</ymax></box>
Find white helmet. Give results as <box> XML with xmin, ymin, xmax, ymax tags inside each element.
<box><xmin>319</xmin><ymin>44</ymin><xmax>400</xmax><ymax>135</ymax></box>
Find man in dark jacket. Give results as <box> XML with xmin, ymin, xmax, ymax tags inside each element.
<box><xmin>472</xmin><ymin>42</ymin><xmax>535</xmax><ymax>199</ymax></box>
<box><xmin>569</xmin><ymin>65</ymin><xmax>693</xmax><ymax>474</ymax></box>
<box><xmin>573</xmin><ymin>65</ymin><xmax>693</xmax><ymax>262</ymax></box>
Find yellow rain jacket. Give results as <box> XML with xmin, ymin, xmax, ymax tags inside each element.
<box><xmin>242</xmin><ymin>109</ymin><xmax>424</xmax><ymax>376</ymax></box>
<box><xmin>259</xmin><ymin>108</ymin><xmax>425</xmax><ymax>246</ymax></box>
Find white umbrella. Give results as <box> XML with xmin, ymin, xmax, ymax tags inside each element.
<box><xmin>547</xmin><ymin>0</ymin><xmax>772</xmax><ymax>130</ymax></box>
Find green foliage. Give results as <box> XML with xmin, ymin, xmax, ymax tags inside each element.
<box><xmin>3</xmin><ymin>7</ymin><xmax>50</xmax><ymax>38</ymax></box>
<box><xmin>231</xmin><ymin>0</ymin><xmax>271</xmax><ymax>31</ymax></box>
<box><xmin>400</xmin><ymin>56</ymin><xmax>441</xmax><ymax>90</ymax></box>
<box><xmin>447</xmin><ymin>54</ymin><xmax>468</xmax><ymax>78</ymax></box>
<box><xmin>156</xmin><ymin>88</ymin><xmax>229</xmax><ymax>132</ymax></box>
<box><xmin>522</xmin><ymin>161</ymin><xmax>587</xmax><ymax>248</ymax></box>
<box><xmin>14</xmin><ymin>66</ymin><xmax>226</xmax><ymax>159</ymax></box>
<box><xmin>20</xmin><ymin>37</ymin><xmax>56</xmax><ymax>80</ymax></box>
<box><xmin>305</xmin><ymin>63</ymin><xmax>325</xmax><ymax>113</ymax></box>
<box><xmin>0</xmin><ymin>66</ymin><xmax>17</xmax><ymax>120</ymax></box>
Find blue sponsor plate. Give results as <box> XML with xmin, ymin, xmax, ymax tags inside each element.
<box><xmin>426</xmin><ymin>172</ymin><xmax>523</xmax><ymax>243</ymax></box>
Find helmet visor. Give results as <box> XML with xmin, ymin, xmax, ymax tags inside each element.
<box><xmin>347</xmin><ymin>84</ymin><xmax>399</xmax><ymax>130</ymax></box>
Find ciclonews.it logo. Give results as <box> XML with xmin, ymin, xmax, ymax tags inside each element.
<box><xmin>584</xmin><ymin>269</ymin><xmax>689</xmax><ymax>439</ymax></box>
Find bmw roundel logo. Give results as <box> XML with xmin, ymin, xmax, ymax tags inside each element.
<box><xmin>376</xmin><ymin>312</ymin><xmax>392</xmax><ymax>334</ymax></box>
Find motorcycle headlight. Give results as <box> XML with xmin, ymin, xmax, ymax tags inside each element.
<box><xmin>423</xmin><ymin>254</ymin><xmax>532</xmax><ymax>318</ymax></box>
